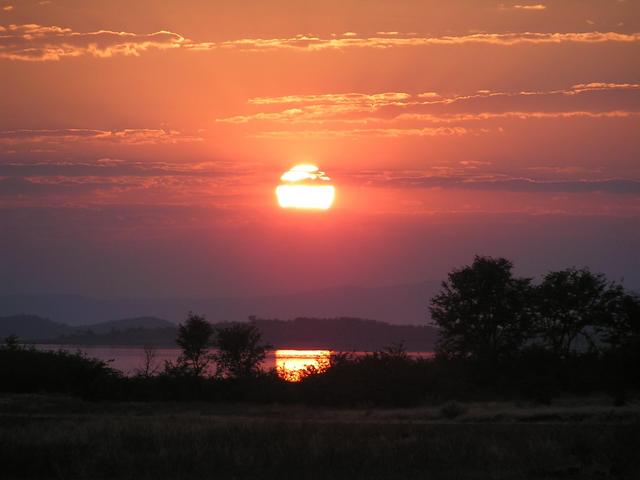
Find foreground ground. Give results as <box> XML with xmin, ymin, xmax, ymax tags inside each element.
<box><xmin>1</xmin><ymin>395</ymin><xmax>639</xmax><ymax>479</ymax></box>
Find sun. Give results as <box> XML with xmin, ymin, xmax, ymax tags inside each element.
<box><xmin>276</xmin><ymin>164</ymin><xmax>335</xmax><ymax>210</ymax></box>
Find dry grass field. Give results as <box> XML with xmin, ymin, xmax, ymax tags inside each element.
<box><xmin>1</xmin><ymin>394</ymin><xmax>639</xmax><ymax>479</ymax></box>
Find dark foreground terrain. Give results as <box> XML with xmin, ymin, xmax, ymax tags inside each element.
<box><xmin>1</xmin><ymin>395</ymin><xmax>639</xmax><ymax>480</ymax></box>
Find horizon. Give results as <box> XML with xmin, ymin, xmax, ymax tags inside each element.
<box><xmin>2</xmin><ymin>267</ymin><xmax>638</xmax><ymax>327</ymax></box>
<box><xmin>2</xmin><ymin>0</ymin><xmax>639</xmax><ymax>301</ymax></box>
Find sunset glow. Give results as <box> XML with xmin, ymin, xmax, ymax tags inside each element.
<box><xmin>276</xmin><ymin>165</ymin><xmax>336</xmax><ymax>210</ymax></box>
<box><xmin>2</xmin><ymin>2</ymin><xmax>639</xmax><ymax>475</ymax></box>
<box><xmin>1</xmin><ymin>0</ymin><xmax>639</xmax><ymax>301</ymax></box>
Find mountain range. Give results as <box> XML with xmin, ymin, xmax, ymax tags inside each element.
<box><xmin>0</xmin><ymin>315</ymin><xmax>438</xmax><ymax>351</ymax></box>
<box><xmin>0</xmin><ymin>282</ymin><xmax>440</xmax><ymax>326</ymax></box>
<box><xmin>0</xmin><ymin>315</ymin><xmax>174</xmax><ymax>341</ymax></box>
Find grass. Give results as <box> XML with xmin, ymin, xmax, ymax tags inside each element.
<box><xmin>1</xmin><ymin>395</ymin><xmax>639</xmax><ymax>479</ymax></box>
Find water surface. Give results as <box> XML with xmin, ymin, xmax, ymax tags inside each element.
<box><xmin>35</xmin><ymin>344</ymin><xmax>432</xmax><ymax>380</ymax></box>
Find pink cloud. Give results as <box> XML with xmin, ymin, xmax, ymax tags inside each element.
<box><xmin>0</xmin><ymin>24</ymin><xmax>185</xmax><ymax>61</ymax></box>
<box><xmin>2</xmin><ymin>24</ymin><xmax>639</xmax><ymax>61</ymax></box>
<box><xmin>0</xmin><ymin>128</ymin><xmax>203</xmax><ymax>145</ymax></box>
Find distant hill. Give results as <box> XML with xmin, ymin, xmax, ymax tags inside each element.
<box><xmin>253</xmin><ymin>317</ymin><xmax>437</xmax><ymax>351</ymax></box>
<box><xmin>0</xmin><ymin>315</ymin><xmax>72</xmax><ymax>340</ymax></box>
<box><xmin>53</xmin><ymin>326</ymin><xmax>177</xmax><ymax>346</ymax></box>
<box><xmin>33</xmin><ymin>316</ymin><xmax>438</xmax><ymax>351</ymax></box>
<box><xmin>0</xmin><ymin>315</ymin><xmax>172</xmax><ymax>341</ymax></box>
<box><xmin>74</xmin><ymin>316</ymin><xmax>175</xmax><ymax>334</ymax></box>
<box><xmin>0</xmin><ymin>282</ymin><xmax>440</xmax><ymax>326</ymax></box>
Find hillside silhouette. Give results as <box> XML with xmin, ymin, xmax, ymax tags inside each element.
<box><xmin>0</xmin><ymin>315</ymin><xmax>171</xmax><ymax>341</ymax></box>
<box><xmin>4</xmin><ymin>315</ymin><xmax>437</xmax><ymax>351</ymax></box>
<box><xmin>0</xmin><ymin>282</ymin><xmax>439</xmax><ymax>326</ymax></box>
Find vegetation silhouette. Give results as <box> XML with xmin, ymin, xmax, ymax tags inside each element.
<box><xmin>535</xmin><ymin>268</ymin><xmax>617</xmax><ymax>356</ymax></box>
<box><xmin>1</xmin><ymin>255</ymin><xmax>638</xmax><ymax>406</ymax></box>
<box><xmin>134</xmin><ymin>345</ymin><xmax>159</xmax><ymax>378</ymax></box>
<box><xmin>165</xmin><ymin>312</ymin><xmax>214</xmax><ymax>377</ymax></box>
<box><xmin>430</xmin><ymin>256</ymin><xmax>533</xmax><ymax>363</ymax></box>
<box><xmin>0</xmin><ymin>340</ymin><xmax>120</xmax><ymax>400</ymax></box>
<box><xmin>212</xmin><ymin>321</ymin><xmax>271</xmax><ymax>378</ymax></box>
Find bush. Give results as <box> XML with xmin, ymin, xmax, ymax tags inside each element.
<box><xmin>0</xmin><ymin>344</ymin><xmax>122</xmax><ymax>400</ymax></box>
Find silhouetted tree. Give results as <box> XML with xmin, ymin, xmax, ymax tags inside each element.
<box><xmin>212</xmin><ymin>322</ymin><xmax>271</xmax><ymax>378</ymax></box>
<box><xmin>598</xmin><ymin>290</ymin><xmax>640</xmax><ymax>351</ymax></box>
<box><xmin>429</xmin><ymin>256</ymin><xmax>533</xmax><ymax>362</ymax></box>
<box><xmin>171</xmin><ymin>312</ymin><xmax>214</xmax><ymax>376</ymax></box>
<box><xmin>135</xmin><ymin>344</ymin><xmax>159</xmax><ymax>378</ymax></box>
<box><xmin>533</xmin><ymin>268</ymin><xmax>619</xmax><ymax>356</ymax></box>
<box><xmin>597</xmin><ymin>290</ymin><xmax>640</xmax><ymax>404</ymax></box>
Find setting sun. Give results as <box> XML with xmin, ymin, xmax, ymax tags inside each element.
<box><xmin>276</xmin><ymin>164</ymin><xmax>335</xmax><ymax>210</ymax></box>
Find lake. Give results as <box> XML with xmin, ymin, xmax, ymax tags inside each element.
<box><xmin>36</xmin><ymin>345</ymin><xmax>433</xmax><ymax>381</ymax></box>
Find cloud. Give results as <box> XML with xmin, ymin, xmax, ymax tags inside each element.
<box><xmin>411</xmin><ymin>82</ymin><xmax>640</xmax><ymax>106</ymax></box>
<box><xmin>0</xmin><ymin>176</ymin><xmax>120</xmax><ymax>196</ymax></box>
<box><xmin>0</xmin><ymin>128</ymin><xmax>203</xmax><ymax>145</ymax></box>
<box><xmin>0</xmin><ymin>159</ymin><xmax>262</xmax><ymax>209</ymax></box>
<box><xmin>216</xmin><ymin>83</ymin><xmax>640</xmax><ymax>126</ymax></box>
<box><xmin>196</xmin><ymin>31</ymin><xmax>640</xmax><ymax>52</ymax></box>
<box><xmin>569</xmin><ymin>82</ymin><xmax>640</xmax><ymax>94</ymax></box>
<box><xmin>394</xmin><ymin>110</ymin><xmax>640</xmax><ymax>123</ymax></box>
<box><xmin>217</xmin><ymin>92</ymin><xmax>415</xmax><ymax>124</ymax></box>
<box><xmin>0</xmin><ymin>159</ymin><xmax>241</xmax><ymax>178</ymax></box>
<box><xmin>353</xmin><ymin>172</ymin><xmax>640</xmax><ymax>194</ymax></box>
<box><xmin>512</xmin><ymin>4</ymin><xmax>547</xmax><ymax>11</ymax></box>
<box><xmin>221</xmin><ymin>108</ymin><xmax>639</xmax><ymax>126</ymax></box>
<box><xmin>2</xmin><ymin>5</ymin><xmax>13</xmax><ymax>12</ymax></box>
<box><xmin>2</xmin><ymin>24</ymin><xmax>639</xmax><ymax>61</ymax></box>
<box><xmin>248</xmin><ymin>92</ymin><xmax>411</xmax><ymax>106</ymax></box>
<box><xmin>251</xmin><ymin>126</ymin><xmax>472</xmax><ymax>139</ymax></box>
<box><xmin>0</xmin><ymin>24</ymin><xmax>185</xmax><ymax>61</ymax></box>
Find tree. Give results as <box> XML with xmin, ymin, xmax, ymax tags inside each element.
<box><xmin>212</xmin><ymin>322</ymin><xmax>271</xmax><ymax>378</ymax></box>
<box><xmin>172</xmin><ymin>312</ymin><xmax>214</xmax><ymax>376</ymax></box>
<box><xmin>135</xmin><ymin>345</ymin><xmax>159</xmax><ymax>378</ymax></box>
<box><xmin>429</xmin><ymin>256</ymin><xmax>533</xmax><ymax>362</ymax></box>
<box><xmin>533</xmin><ymin>268</ymin><xmax>619</xmax><ymax>357</ymax></box>
<box><xmin>598</xmin><ymin>290</ymin><xmax>640</xmax><ymax>352</ymax></box>
<box><xmin>597</xmin><ymin>290</ymin><xmax>640</xmax><ymax>404</ymax></box>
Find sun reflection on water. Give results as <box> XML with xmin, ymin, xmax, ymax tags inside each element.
<box><xmin>275</xmin><ymin>349</ymin><xmax>331</xmax><ymax>381</ymax></box>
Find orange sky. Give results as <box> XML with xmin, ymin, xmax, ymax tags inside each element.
<box><xmin>1</xmin><ymin>0</ymin><xmax>639</xmax><ymax>298</ymax></box>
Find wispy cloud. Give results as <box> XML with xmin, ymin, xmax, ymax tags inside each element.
<box><xmin>0</xmin><ymin>128</ymin><xmax>203</xmax><ymax>145</ymax></box>
<box><xmin>216</xmin><ymin>83</ymin><xmax>640</xmax><ymax>126</ymax></box>
<box><xmin>568</xmin><ymin>82</ymin><xmax>640</xmax><ymax>94</ymax></box>
<box><xmin>2</xmin><ymin>24</ymin><xmax>639</xmax><ymax>61</ymax></box>
<box><xmin>512</xmin><ymin>4</ymin><xmax>547</xmax><ymax>11</ymax></box>
<box><xmin>192</xmin><ymin>31</ymin><xmax>640</xmax><ymax>52</ymax></box>
<box><xmin>351</xmin><ymin>171</ymin><xmax>640</xmax><ymax>194</ymax></box>
<box><xmin>251</xmin><ymin>126</ymin><xmax>473</xmax><ymax>139</ymax></box>
<box><xmin>0</xmin><ymin>159</ymin><xmax>236</xmax><ymax>177</ymax></box>
<box><xmin>217</xmin><ymin>92</ymin><xmax>413</xmax><ymax>124</ymax></box>
<box><xmin>248</xmin><ymin>92</ymin><xmax>411</xmax><ymax>106</ymax></box>
<box><xmin>395</xmin><ymin>110</ymin><xmax>640</xmax><ymax>123</ymax></box>
<box><xmin>0</xmin><ymin>159</ymin><xmax>261</xmax><ymax>208</ymax></box>
<box><xmin>0</xmin><ymin>24</ymin><xmax>185</xmax><ymax>61</ymax></box>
